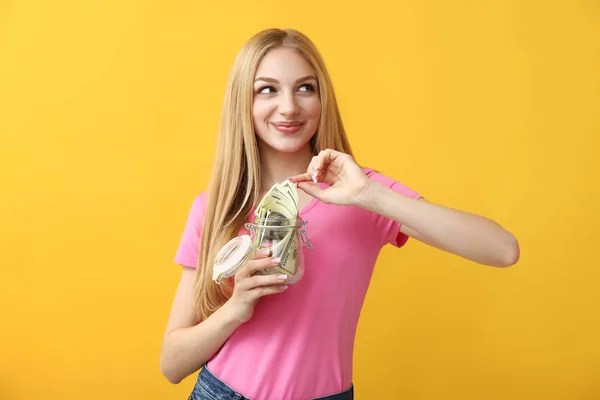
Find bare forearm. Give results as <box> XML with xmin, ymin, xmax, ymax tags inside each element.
<box><xmin>357</xmin><ymin>181</ymin><xmax>519</xmax><ymax>267</ymax></box>
<box><xmin>160</xmin><ymin>302</ymin><xmax>241</xmax><ymax>384</ymax></box>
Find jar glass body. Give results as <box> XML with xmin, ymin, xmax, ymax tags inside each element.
<box><xmin>212</xmin><ymin>216</ymin><xmax>313</xmax><ymax>284</ymax></box>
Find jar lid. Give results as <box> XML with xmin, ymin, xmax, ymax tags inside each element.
<box><xmin>212</xmin><ymin>235</ymin><xmax>253</xmax><ymax>283</ymax></box>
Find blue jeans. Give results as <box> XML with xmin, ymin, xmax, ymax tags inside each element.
<box><xmin>189</xmin><ymin>365</ymin><xmax>354</xmax><ymax>400</ymax></box>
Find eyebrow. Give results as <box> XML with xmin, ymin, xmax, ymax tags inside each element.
<box><xmin>254</xmin><ymin>75</ymin><xmax>317</xmax><ymax>84</ymax></box>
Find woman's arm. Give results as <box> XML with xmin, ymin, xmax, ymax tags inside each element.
<box><xmin>290</xmin><ymin>149</ymin><xmax>519</xmax><ymax>268</ymax></box>
<box><xmin>160</xmin><ymin>267</ymin><xmax>242</xmax><ymax>384</ymax></box>
<box><xmin>160</xmin><ymin>253</ymin><xmax>289</xmax><ymax>383</ymax></box>
<box><xmin>356</xmin><ymin>181</ymin><xmax>519</xmax><ymax>267</ymax></box>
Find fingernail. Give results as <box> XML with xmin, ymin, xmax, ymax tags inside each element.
<box><xmin>261</xmin><ymin>249</ymin><xmax>271</xmax><ymax>256</ymax></box>
<box><xmin>279</xmin><ymin>285</ymin><xmax>288</xmax><ymax>290</ymax></box>
<box><xmin>277</xmin><ymin>274</ymin><xmax>288</xmax><ymax>280</ymax></box>
<box><xmin>271</xmin><ymin>257</ymin><xmax>281</xmax><ymax>264</ymax></box>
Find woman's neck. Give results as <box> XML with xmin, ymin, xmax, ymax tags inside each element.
<box><xmin>258</xmin><ymin>141</ymin><xmax>314</xmax><ymax>191</ymax></box>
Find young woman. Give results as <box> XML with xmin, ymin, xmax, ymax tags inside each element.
<box><xmin>160</xmin><ymin>28</ymin><xmax>519</xmax><ymax>400</ymax></box>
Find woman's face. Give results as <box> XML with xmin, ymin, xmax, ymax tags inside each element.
<box><xmin>252</xmin><ymin>47</ymin><xmax>321</xmax><ymax>154</ymax></box>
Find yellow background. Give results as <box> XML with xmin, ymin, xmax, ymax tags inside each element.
<box><xmin>1</xmin><ymin>1</ymin><xmax>598</xmax><ymax>399</ymax></box>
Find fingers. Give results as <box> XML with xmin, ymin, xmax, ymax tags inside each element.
<box><xmin>288</xmin><ymin>149</ymin><xmax>347</xmax><ymax>184</ymax></box>
<box><xmin>235</xmin><ymin>254</ymin><xmax>281</xmax><ymax>281</ymax></box>
<box><xmin>308</xmin><ymin>155</ymin><xmax>322</xmax><ymax>182</ymax></box>
<box><xmin>245</xmin><ymin>273</ymin><xmax>288</xmax><ymax>291</ymax></box>
<box><xmin>249</xmin><ymin>248</ymin><xmax>272</xmax><ymax>260</ymax></box>
<box><xmin>234</xmin><ymin>257</ymin><xmax>289</xmax><ymax>297</ymax></box>
<box><xmin>247</xmin><ymin>255</ymin><xmax>281</xmax><ymax>275</ymax></box>
<box><xmin>315</xmin><ymin>149</ymin><xmax>342</xmax><ymax>168</ymax></box>
<box><xmin>288</xmin><ymin>172</ymin><xmax>313</xmax><ymax>183</ymax></box>
<box><xmin>249</xmin><ymin>284</ymin><xmax>289</xmax><ymax>299</ymax></box>
<box><xmin>297</xmin><ymin>181</ymin><xmax>326</xmax><ymax>201</ymax></box>
<box><xmin>309</xmin><ymin>150</ymin><xmax>343</xmax><ymax>182</ymax></box>
<box><xmin>289</xmin><ymin>152</ymin><xmax>330</xmax><ymax>183</ymax></box>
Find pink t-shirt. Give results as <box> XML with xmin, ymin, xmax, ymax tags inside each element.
<box><xmin>174</xmin><ymin>168</ymin><xmax>421</xmax><ymax>400</ymax></box>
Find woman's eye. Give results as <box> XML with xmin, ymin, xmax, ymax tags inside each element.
<box><xmin>298</xmin><ymin>84</ymin><xmax>315</xmax><ymax>92</ymax></box>
<box><xmin>258</xmin><ymin>86</ymin><xmax>276</xmax><ymax>94</ymax></box>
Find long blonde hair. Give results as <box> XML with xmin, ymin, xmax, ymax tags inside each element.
<box><xmin>193</xmin><ymin>28</ymin><xmax>354</xmax><ymax>321</ymax></box>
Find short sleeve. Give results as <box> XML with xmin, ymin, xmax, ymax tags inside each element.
<box><xmin>173</xmin><ymin>193</ymin><xmax>207</xmax><ymax>268</ymax></box>
<box><xmin>365</xmin><ymin>169</ymin><xmax>423</xmax><ymax>248</ymax></box>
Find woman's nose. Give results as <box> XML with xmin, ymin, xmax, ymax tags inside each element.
<box><xmin>278</xmin><ymin>92</ymin><xmax>300</xmax><ymax>116</ymax></box>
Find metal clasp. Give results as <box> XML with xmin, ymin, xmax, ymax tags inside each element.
<box><xmin>300</xmin><ymin>220</ymin><xmax>314</xmax><ymax>249</ymax></box>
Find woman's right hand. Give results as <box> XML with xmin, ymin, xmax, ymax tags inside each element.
<box><xmin>225</xmin><ymin>249</ymin><xmax>288</xmax><ymax>323</ymax></box>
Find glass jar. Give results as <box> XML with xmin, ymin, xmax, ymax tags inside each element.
<box><xmin>212</xmin><ymin>217</ymin><xmax>313</xmax><ymax>284</ymax></box>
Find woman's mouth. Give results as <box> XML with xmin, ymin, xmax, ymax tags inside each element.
<box><xmin>271</xmin><ymin>121</ymin><xmax>305</xmax><ymax>134</ymax></box>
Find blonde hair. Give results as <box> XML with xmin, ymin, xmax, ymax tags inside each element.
<box><xmin>193</xmin><ymin>28</ymin><xmax>353</xmax><ymax>321</ymax></box>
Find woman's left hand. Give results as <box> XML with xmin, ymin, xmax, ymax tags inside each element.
<box><xmin>288</xmin><ymin>149</ymin><xmax>372</xmax><ymax>206</ymax></box>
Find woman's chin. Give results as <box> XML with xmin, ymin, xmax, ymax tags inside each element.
<box><xmin>259</xmin><ymin>138</ymin><xmax>313</xmax><ymax>155</ymax></box>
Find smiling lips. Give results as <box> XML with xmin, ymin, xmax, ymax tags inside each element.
<box><xmin>272</xmin><ymin>121</ymin><xmax>305</xmax><ymax>134</ymax></box>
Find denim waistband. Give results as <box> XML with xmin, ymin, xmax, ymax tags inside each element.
<box><xmin>191</xmin><ymin>365</ymin><xmax>247</xmax><ymax>399</ymax></box>
<box><xmin>191</xmin><ymin>365</ymin><xmax>354</xmax><ymax>400</ymax></box>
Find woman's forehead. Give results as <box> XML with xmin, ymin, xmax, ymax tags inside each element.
<box><xmin>254</xmin><ymin>47</ymin><xmax>316</xmax><ymax>82</ymax></box>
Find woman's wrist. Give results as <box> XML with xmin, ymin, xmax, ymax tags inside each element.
<box><xmin>218</xmin><ymin>300</ymin><xmax>246</xmax><ymax>328</ymax></box>
<box><xmin>353</xmin><ymin>179</ymin><xmax>385</xmax><ymax>211</ymax></box>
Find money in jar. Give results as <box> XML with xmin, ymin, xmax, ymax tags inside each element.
<box><xmin>212</xmin><ymin>180</ymin><xmax>314</xmax><ymax>284</ymax></box>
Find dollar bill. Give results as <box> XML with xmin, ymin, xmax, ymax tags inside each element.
<box><xmin>254</xmin><ymin>180</ymin><xmax>300</xmax><ymax>275</ymax></box>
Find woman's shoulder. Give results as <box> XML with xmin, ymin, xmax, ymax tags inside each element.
<box><xmin>193</xmin><ymin>191</ymin><xmax>208</xmax><ymax>204</ymax></box>
<box><xmin>361</xmin><ymin>167</ymin><xmax>422</xmax><ymax>199</ymax></box>
<box><xmin>186</xmin><ymin>191</ymin><xmax>207</xmax><ymax>208</ymax></box>
<box><xmin>361</xmin><ymin>167</ymin><xmax>396</xmax><ymax>186</ymax></box>
<box><xmin>183</xmin><ymin>191</ymin><xmax>209</xmax><ymax>222</ymax></box>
